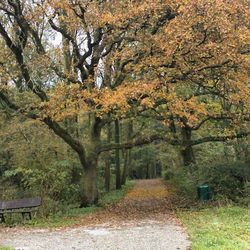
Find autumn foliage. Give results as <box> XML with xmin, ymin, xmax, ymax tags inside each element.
<box><xmin>0</xmin><ymin>0</ymin><xmax>249</xmax><ymax>205</ymax></box>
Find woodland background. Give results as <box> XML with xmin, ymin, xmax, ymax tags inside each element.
<box><xmin>0</xmin><ymin>0</ymin><xmax>249</xmax><ymax>216</ymax></box>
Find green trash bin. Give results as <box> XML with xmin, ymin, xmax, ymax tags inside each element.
<box><xmin>197</xmin><ymin>184</ymin><xmax>210</xmax><ymax>201</ymax></box>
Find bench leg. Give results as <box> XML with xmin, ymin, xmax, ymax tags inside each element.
<box><xmin>21</xmin><ymin>212</ymin><xmax>32</xmax><ymax>220</ymax></box>
<box><xmin>0</xmin><ymin>214</ymin><xmax>5</xmax><ymax>223</ymax></box>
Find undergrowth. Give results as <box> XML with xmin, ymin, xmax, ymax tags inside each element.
<box><xmin>0</xmin><ymin>181</ymin><xmax>134</xmax><ymax>228</ymax></box>
<box><xmin>0</xmin><ymin>246</ymin><xmax>13</xmax><ymax>250</ymax></box>
<box><xmin>178</xmin><ymin>206</ymin><xmax>250</xmax><ymax>250</ymax></box>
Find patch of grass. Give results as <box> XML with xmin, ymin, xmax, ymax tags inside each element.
<box><xmin>24</xmin><ymin>206</ymin><xmax>100</xmax><ymax>228</ymax></box>
<box><xmin>0</xmin><ymin>246</ymin><xmax>13</xmax><ymax>250</ymax></box>
<box><xmin>98</xmin><ymin>180</ymin><xmax>134</xmax><ymax>206</ymax></box>
<box><xmin>178</xmin><ymin>206</ymin><xmax>250</xmax><ymax>250</ymax></box>
<box><xmin>1</xmin><ymin>181</ymin><xmax>134</xmax><ymax>228</ymax></box>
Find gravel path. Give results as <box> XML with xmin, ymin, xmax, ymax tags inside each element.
<box><xmin>0</xmin><ymin>179</ymin><xmax>190</xmax><ymax>250</ymax></box>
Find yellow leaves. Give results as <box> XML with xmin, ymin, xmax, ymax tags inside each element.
<box><xmin>1</xmin><ymin>0</ymin><xmax>248</xmax><ymax>130</ymax></box>
<box><xmin>166</xmin><ymin>95</ymin><xmax>208</xmax><ymax>126</ymax></box>
<box><xmin>126</xmin><ymin>185</ymin><xmax>169</xmax><ymax>200</ymax></box>
<box><xmin>126</xmin><ymin>179</ymin><xmax>170</xmax><ymax>200</ymax></box>
<box><xmin>90</xmin><ymin>0</ymin><xmax>179</xmax><ymax>29</ymax></box>
<box><xmin>206</xmin><ymin>102</ymin><xmax>222</xmax><ymax>114</ymax></box>
<box><xmin>39</xmin><ymin>80</ymin><xmax>160</xmax><ymax>120</ymax></box>
<box><xmin>163</xmin><ymin>0</ymin><xmax>250</xmax><ymax>67</ymax></box>
<box><xmin>93</xmin><ymin>81</ymin><xmax>159</xmax><ymax>117</ymax></box>
<box><xmin>40</xmin><ymin>84</ymin><xmax>84</xmax><ymax>121</ymax></box>
<box><xmin>141</xmin><ymin>97</ymin><xmax>154</xmax><ymax>108</ymax></box>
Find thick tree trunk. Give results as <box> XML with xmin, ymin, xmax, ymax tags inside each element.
<box><xmin>115</xmin><ymin>119</ymin><xmax>121</xmax><ymax>189</ymax></box>
<box><xmin>81</xmin><ymin>159</ymin><xmax>98</xmax><ymax>207</ymax></box>
<box><xmin>181</xmin><ymin>126</ymin><xmax>196</xmax><ymax>166</ymax></box>
<box><xmin>80</xmin><ymin>116</ymin><xmax>102</xmax><ymax>206</ymax></box>
<box><xmin>181</xmin><ymin>146</ymin><xmax>195</xmax><ymax>166</ymax></box>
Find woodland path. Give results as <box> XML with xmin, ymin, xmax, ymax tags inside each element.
<box><xmin>0</xmin><ymin>179</ymin><xmax>190</xmax><ymax>250</ymax></box>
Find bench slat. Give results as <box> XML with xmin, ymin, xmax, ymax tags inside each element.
<box><xmin>0</xmin><ymin>197</ymin><xmax>41</xmax><ymax>210</ymax></box>
<box><xmin>0</xmin><ymin>208</ymin><xmax>38</xmax><ymax>214</ymax></box>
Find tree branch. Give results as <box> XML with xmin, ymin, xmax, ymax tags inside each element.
<box><xmin>191</xmin><ymin>115</ymin><xmax>234</xmax><ymax>130</ymax></box>
<box><xmin>0</xmin><ymin>90</ymin><xmax>87</xmax><ymax>168</ymax></box>
<box><xmin>99</xmin><ymin>128</ymin><xmax>250</xmax><ymax>153</ymax></box>
<box><xmin>98</xmin><ymin>134</ymin><xmax>179</xmax><ymax>153</ymax></box>
<box><xmin>188</xmin><ymin>131</ymin><xmax>250</xmax><ymax>147</ymax></box>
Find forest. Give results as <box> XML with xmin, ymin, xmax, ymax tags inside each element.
<box><xmin>0</xmin><ymin>1</ymin><xmax>249</xmax><ymax>249</ymax></box>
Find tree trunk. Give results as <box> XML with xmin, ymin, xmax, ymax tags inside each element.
<box><xmin>121</xmin><ymin>150</ymin><xmax>128</xmax><ymax>185</ymax></box>
<box><xmin>104</xmin><ymin>123</ymin><xmax>112</xmax><ymax>191</ymax></box>
<box><xmin>146</xmin><ymin>163</ymin><xmax>150</xmax><ymax>179</ymax></box>
<box><xmin>181</xmin><ymin>126</ymin><xmax>196</xmax><ymax>166</ymax></box>
<box><xmin>80</xmin><ymin>116</ymin><xmax>102</xmax><ymax>206</ymax></box>
<box><xmin>152</xmin><ymin>162</ymin><xmax>157</xmax><ymax>178</ymax></box>
<box><xmin>121</xmin><ymin>120</ymin><xmax>133</xmax><ymax>185</ymax></box>
<box><xmin>81</xmin><ymin>159</ymin><xmax>98</xmax><ymax>207</ymax></box>
<box><xmin>104</xmin><ymin>160</ymin><xmax>110</xmax><ymax>192</ymax></box>
<box><xmin>115</xmin><ymin>119</ymin><xmax>121</xmax><ymax>189</ymax></box>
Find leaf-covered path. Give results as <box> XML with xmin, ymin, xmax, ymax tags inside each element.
<box><xmin>0</xmin><ymin>179</ymin><xmax>190</xmax><ymax>250</ymax></box>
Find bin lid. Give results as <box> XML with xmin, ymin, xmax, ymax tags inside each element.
<box><xmin>198</xmin><ymin>184</ymin><xmax>209</xmax><ymax>188</ymax></box>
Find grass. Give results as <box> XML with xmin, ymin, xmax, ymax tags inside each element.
<box><xmin>0</xmin><ymin>247</ymin><xmax>13</xmax><ymax>250</ymax></box>
<box><xmin>98</xmin><ymin>180</ymin><xmax>134</xmax><ymax>206</ymax></box>
<box><xmin>0</xmin><ymin>181</ymin><xmax>134</xmax><ymax>228</ymax></box>
<box><xmin>25</xmin><ymin>206</ymin><xmax>100</xmax><ymax>228</ymax></box>
<box><xmin>178</xmin><ymin>205</ymin><xmax>250</xmax><ymax>250</ymax></box>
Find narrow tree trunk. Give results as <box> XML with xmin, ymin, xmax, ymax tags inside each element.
<box><xmin>181</xmin><ymin>126</ymin><xmax>196</xmax><ymax>166</ymax></box>
<box><xmin>104</xmin><ymin>160</ymin><xmax>110</xmax><ymax>192</ymax></box>
<box><xmin>104</xmin><ymin>123</ymin><xmax>111</xmax><ymax>191</ymax></box>
<box><xmin>224</xmin><ymin>142</ymin><xmax>236</xmax><ymax>163</ymax></box>
<box><xmin>121</xmin><ymin>150</ymin><xmax>128</xmax><ymax>185</ymax></box>
<box><xmin>146</xmin><ymin>163</ymin><xmax>150</xmax><ymax>179</ymax></box>
<box><xmin>152</xmin><ymin>162</ymin><xmax>157</xmax><ymax>179</ymax></box>
<box><xmin>115</xmin><ymin>119</ymin><xmax>121</xmax><ymax>189</ymax></box>
<box><xmin>121</xmin><ymin>120</ymin><xmax>133</xmax><ymax>185</ymax></box>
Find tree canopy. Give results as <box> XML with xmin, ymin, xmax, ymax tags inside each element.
<box><xmin>0</xmin><ymin>0</ymin><xmax>249</xmax><ymax>206</ymax></box>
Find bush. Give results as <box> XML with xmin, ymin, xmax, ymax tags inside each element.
<box><xmin>164</xmin><ymin>167</ymin><xmax>197</xmax><ymax>199</ymax></box>
<box><xmin>164</xmin><ymin>161</ymin><xmax>250</xmax><ymax>203</ymax></box>
<box><xmin>204</xmin><ymin>162</ymin><xmax>250</xmax><ymax>201</ymax></box>
<box><xmin>242</xmin><ymin>181</ymin><xmax>250</xmax><ymax>205</ymax></box>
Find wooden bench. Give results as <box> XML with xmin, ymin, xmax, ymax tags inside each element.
<box><xmin>0</xmin><ymin>197</ymin><xmax>42</xmax><ymax>223</ymax></box>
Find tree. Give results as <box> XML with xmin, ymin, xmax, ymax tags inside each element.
<box><xmin>0</xmin><ymin>0</ymin><xmax>178</xmax><ymax>205</ymax></box>
<box><xmin>0</xmin><ymin>0</ymin><xmax>249</xmax><ymax>206</ymax></box>
<box><xmin>130</xmin><ymin>0</ymin><xmax>250</xmax><ymax>166</ymax></box>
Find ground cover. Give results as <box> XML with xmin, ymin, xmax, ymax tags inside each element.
<box><xmin>179</xmin><ymin>206</ymin><xmax>250</xmax><ymax>250</ymax></box>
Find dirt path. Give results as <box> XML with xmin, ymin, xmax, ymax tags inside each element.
<box><xmin>0</xmin><ymin>179</ymin><xmax>190</xmax><ymax>250</ymax></box>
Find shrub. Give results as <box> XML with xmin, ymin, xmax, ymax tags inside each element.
<box><xmin>203</xmin><ymin>162</ymin><xmax>250</xmax><ymax>201</ymax></box>
<box><xmin>164</xmin><ymin>167</ymin><xmax>197</xmax><ymax>198</ymax></box>
<box><xmin>164</xmin><ymin>161</ymin><xmax>250</xmax><ymax>203</ymax></box>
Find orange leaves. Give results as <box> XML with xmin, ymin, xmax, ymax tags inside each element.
<box><xmin>40</xmin><ymin>84</ymin><xmax>84</xmax><ymax>120</ymax></box>
<box><xmin>94</xmin><ymin>0</ymin><xmax>178</xmax><ymax>27</ymax></box>
<box><xmin>91</xmin><ymin>81</ymin><xmax>160</xmax><ymax>117</ymax></box>
<box><xmin>163</xmin><ymin>0</ymin><xmax>250</xmax><ymax>68</ymax></box>
<box><xmin>126</xmin><ymin>185</ymin><xmax>169</xmax><ymax>200</ymax></box>
<box><xmin>39</xmin><ymin>80</ymin><xmax>161</xmax><ymax>120</ymax></box>
<box><xmin>167</xmin><ymin>95</ymin><xmax>208</xmax><ymax>127</ymax></box>
<box><xmin>1</xmin><ymin>0</ymin><xmax>248</xmax><ymax>131</ymax></box>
